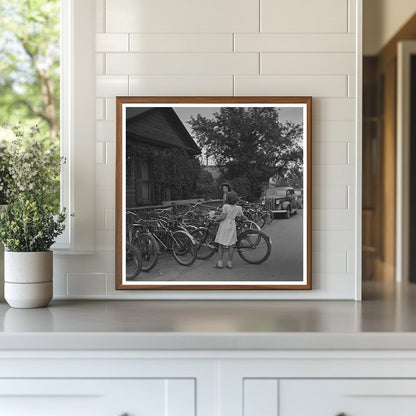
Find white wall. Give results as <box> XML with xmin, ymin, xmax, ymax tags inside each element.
<box><xmin>364</xmin><ymin>0</ymin><xmax>416</xmax><ymax>55</ymax></box>
<box><xmin>54</xmin><ymin>0</ymin><xmax>361</xmax><ymax>300</ymax></box>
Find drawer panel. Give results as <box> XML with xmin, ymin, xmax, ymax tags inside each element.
<box><xmin>0</xmin><ymin>379</ymin><xmax>195</xmax><ymax>416</ymax></box>
<box><xmin>280</xmin><ymin>379</ymin><xmax>416</xmax><ymax>416</ymax></box>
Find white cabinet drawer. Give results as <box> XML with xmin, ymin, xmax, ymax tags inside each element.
<box><xmin>280</xmin><ymin>379</ymin><xmax>416</xmax><ymax>416</ymax></box>
<box><xmin>0</xmin><ymin>379</ymin><xmax>195</xmax><ymax>416</ymax></box>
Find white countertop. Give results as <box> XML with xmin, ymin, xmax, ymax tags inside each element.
<box><xmin>1</xmin><ymin>281</ymin><xmax>416</xmax><ymax>351</ymax></box>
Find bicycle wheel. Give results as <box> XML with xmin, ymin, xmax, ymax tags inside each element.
<box><xmin>171</xmin><ymin>230</ymin><xmax>197</xmax><ymax>266</ymax></box>
<box><xmin>191</xmin><ymin>227</ymin><xmax>217</xmax><ymax>260</ymax></box>
<box><xmin>237</xmin><ymin>229</ymin><xmax>271</xmax><ymax>264</ymax></box>
<box><xmin>135</xmin><ymin>232</ymin><xmax>159</xmax><ymax>272</ymax></box>
<box><xmin>125</xmin><ymin>241</ymin><xmax>142</xmax><ymax>280</ymax></box>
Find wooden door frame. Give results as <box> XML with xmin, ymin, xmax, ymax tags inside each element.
<box><xmin>396</xmin><ymin>41</ymin><xmax>416</xmax><ymax>282</ymax></box>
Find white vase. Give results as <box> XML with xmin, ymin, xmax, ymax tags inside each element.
<box><xmin>4</xmin><ymin>251</ymin><xmax>53</xmax><ymax>308</ymax></box>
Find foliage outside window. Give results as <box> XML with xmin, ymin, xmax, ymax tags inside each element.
<box><xmin>0</xmin><ymin>0</ymin><xmax>60</xmax><ymax>209</ymax></box>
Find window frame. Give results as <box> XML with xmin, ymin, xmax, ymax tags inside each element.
<box><xmin>53</xmin><ymin>0</ymin><xmax>95</xmax><ymax>253</ymax></box>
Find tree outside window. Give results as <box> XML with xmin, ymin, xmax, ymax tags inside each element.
<box><xmin>0</xmin><ymin>0</ymin><xmax>60</xmax><ymax>207</ymax></box>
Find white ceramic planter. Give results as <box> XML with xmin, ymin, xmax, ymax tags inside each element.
<box><xmin>4</xmin><ymin>251</ymin><xmax>53</xmax><ymax>308</ymax></box>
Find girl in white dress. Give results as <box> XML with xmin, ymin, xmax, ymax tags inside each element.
<box><xmin>214</xmin><ymin>191</ymin><xmax>245</xmax><ymax>269</ymax></box>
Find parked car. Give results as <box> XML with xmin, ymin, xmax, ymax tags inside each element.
<box><xmin>263</xmin><ymin>186</ymin><xmax>297</xmax><ymax>219</ymax></box>
<box><xmin>294</xmin><ymin>189</ymin><xmax>303</xmax><ymax>209</ymax></box>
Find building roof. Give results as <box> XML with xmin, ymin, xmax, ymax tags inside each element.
<box><xmin>126</xmin><ymin>107</ymin><xmax>201</xmax><ymax>154</ymax></box>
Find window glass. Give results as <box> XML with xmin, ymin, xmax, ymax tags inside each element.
<box><xmin>0</xmin><ymin>0</ymin><xmax>60</xmax><ymax>208</ymax></box>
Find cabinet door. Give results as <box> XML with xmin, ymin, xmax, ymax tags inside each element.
<box><xmin>281</xmin><ymin>379</ymin><xmax>416</xmax><ymax>416</ymax></box>
<box><xmin>0</xmin><ymin>379</ymin><xmax>195</xmax><ymax>416</ymax></box>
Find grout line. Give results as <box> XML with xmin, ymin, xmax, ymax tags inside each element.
<box><xmin>233</xmin><ymin>74</ymin><xmax>236</xmax><ymax>96</ymax></box>
<box><xmin>259</xmin><ymin>0</ymin><xmax>262</xmax><ymax>32</ymax></box>
<box><xmin>103</xmin><ymin>0</ymin><xmax>107</xmax><ymax>33</ymax></box>
<box><xmin>233</xmin><ymin>33</ymin><xmax>236</xmax><ymax>52</ymax></box>
<box><xmin>347</xmin><ymin>0</ymin><xmax>351</xmax><ymax>33</ymax></box>
<box><xmin>259</xmin><ymin>53</ymin><xmax>262</xmax><ymax>75</ymax></box>
<box><xmin>347</xmin><ymin>141</ymin><xmax>350</xmax><ymax>164</ymax></box>
<box><xmin>346</xmin><ymin>74</ymin><xmax>349</xmax><ymax>97</ymax></box>
<box><xmin>347</xmin><ymin>185</ymin><xmax>350</xmax><ymax>210</ymax></box>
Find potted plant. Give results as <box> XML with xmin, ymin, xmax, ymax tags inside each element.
<box><xmin>0</xmin><ymin>197</ymin><xmax>66</xmax><ymax>308</ymax></box>
<box><xmin>0</xmin><ymin>124</ymin><xmax>66</xmax><ymax>308</ymax></box>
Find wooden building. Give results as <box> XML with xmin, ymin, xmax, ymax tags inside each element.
<box><xmin>126</xmin><ymin>108</ymin><xmax>201</xmax><ymax>207</ymax></box>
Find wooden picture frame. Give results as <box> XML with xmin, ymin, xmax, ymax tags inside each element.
<box><xmin>116</xmin><ymin>96</ymin><xmax>312</xmax><ymax>290</ymax></box>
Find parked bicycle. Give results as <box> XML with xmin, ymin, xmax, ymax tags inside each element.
<box><xmin>127</xmin><ymin>212</ymin><xmax>197</xmax><ymax>272</ymax></box>
<box><xmin>125</xmin><ymin>241</ymin><xmax>142</xmax><ymax>280</ymax></box>
<box><xmin>239</xmin><ymin>199</ymin><xmax>274</xmax><ymax>229</ymax></box>
<box><xmin>191</xmin><ymin>216</ymin><xmax>271</xmax><ymax>264</ymax></box>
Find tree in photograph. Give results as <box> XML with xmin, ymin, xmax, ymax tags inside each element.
<box><xmin>189</xmin><ymin>107</ymin><xmax>303</xmax><ymax>201</ymax></box>
<box><xmin>195</xmin><ymin>170</ymin><xmax>218</xmax><ymax>200</ymax></box>
<box><xmin>0</xmin><ymin>0</ymin><xmax>60</xmax><ymax>140</ymax></box>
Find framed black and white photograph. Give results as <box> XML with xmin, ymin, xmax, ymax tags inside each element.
<box><xmin>116</xmin><ymin>97</ymin><xmax>311</xmax><ymax>290</ymax></box>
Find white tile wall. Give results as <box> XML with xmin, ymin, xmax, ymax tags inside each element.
<box><xmin>349</xmin><ymin>0</ymin><xmax>357</xmax><ymax>33</ymax></box>
<box><xmin>261</xmin><ymin>0</ymin><xmax>348</xmax><ymax>33</ymax></box>
<box><xmin>313</xmin><ymin>99</ymin><xmax>355</xmax><ymax>121</ymax></box>
<box><xmin>96</xmin><ymin>121</ymin><xmax>116</xmax><ymax>143</ymax></box>
<box><xmin>129</xmin><ymin>75</ymin><xmax>234</xmax><ymax>96</ymax></box>
<box><xmin>95</xmin><ymin>0</ymin><xmax>105</xmax><ymax>32</ymax></box>
<box><xmin>313</xmin><ymin>231</ymin><xmax>355</xmax><ymax>251</ymax></box>
<box><xmin>106</xmin><ymin>53</ymin><xmax>259</xmax><ymax>75</ymax></box>
<box><xmin>96</xmin><ymin>164</ymin><xmax>115</xmax><ymax>187</ymax></box>
<box><xmin>105</xmin><ymin>98</ymin><xmax>116</xmax><ymax>120</ymax></box>
<box><xmin>312</xmin><ymin>251</ymin><xmax>348</xmax><ymax>274</ymax></box>
<box><xmin>95</xmin><ymin>53</ymin><xmax>105</xmax><ymax>75</ymax></box>
<box><xmin>235</xmin><ymin>34</ymin><xmax>356</xmax><ymax>53</ymax></box>
<box><xmin>261</xmin><ymin>53</ymin><xmax>355</xmax><ymax>75</ymax></box>
<box><xmin>106</xmin><ymin>142</ymin><xmax>116</xmax><ymax>165</ymax></box>
<box><xmin>312</xmin><ymin>210</ymin><xmax>355</xmax><ymax>230</ymax></box>
<box><xmin>313</xmin><ymin>142</ymin><xmax>349</xmax><ymax>165</ymax></box>
<box><xmin>235</xmin><ymin>75</ymin><xmax>348</xmax><ymax>97</ymax></box>
<box><xmin>60</xmin><ymin>0</ymin><xmax>360</xmax><ymax>299</ymax></box>
<box><xmin>96</xmin><ymin>142</ymin><xmax>106</xmax><ymax>164</ymax></box>
<box><xmin>130</xmin><ymin>34</ymin><xmax>233</xmax><ymax>52</ymax></box>
<box><xmin>96</xmin><ymin>98</ymin><xmax>104</xmax><ymax>120</ymax></box>
<box><xmin>67</xmin><ymin>273</ymin><xmax>107</xmax><ymax>296</ymax></box>
<box><xmin>348</xmin><ymin>75</ymin><xmax>357</xmax><ymax>97</ymax></box>
<box><xmin>106</xmin><ymin>0</ymin><xmax>260</xmax><ymax>33</ymax></box>
<box><xmin>96</xmin><ymin>34</ymin><xmax>129</xmax><ymax>52</ymax></box>
<box><xmin>313</xmin><ymin>165</ymin><xmax>355</xmax><ymax>185</ymax></box>
<box><xmin>313</xmin><ymin>121</ymin><xmax>355</xmax><ymax>141</ymax></box>
<box><xmin>313</xmin><ymin>185</ymin><xmax>349</xmax><ymax>210</ymax></box>
<box><xmin>96</xmin><ymin>75</ymin><xmax>128</xmax><ymax>97</ymax></box>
